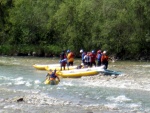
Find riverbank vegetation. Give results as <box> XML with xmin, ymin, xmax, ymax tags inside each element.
<box><xmin>0</xmin><ymin>0</ymin><xmax>150</xmax><ymax>60</ymax></box>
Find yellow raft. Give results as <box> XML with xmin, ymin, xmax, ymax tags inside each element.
<box><xmin>44</xmin><ymin>79</ymin><xmax>59</xmax><ymax>85</ymax></box>
<box><xmin>57</xmin><ymin>68</ymin><xmax>99</xmax><ymax>78</ymax></box>
<box><xmin>45</xmin><ymin>65</ymin><xmax>77</xmax><ymax>71</ymax></box>
<box><xmin>33</xmin><ymin>64</ymin><xmax>47</xmax><ymax>70</ymax></box>
<box><xmin>33</xmin><ymin>64</ymin><xmax>60</xmax><ymax>70</ymax></box>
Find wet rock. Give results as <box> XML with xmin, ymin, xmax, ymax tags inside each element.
<box><xmin>17</xmin><ymin>98</ymin><xmax>24</xmax><ymax>102</ymax></box>
<box><xmin>112</xmin><ymin>76</ymin><xmax>117</xmax><ymax>79</ymax></box>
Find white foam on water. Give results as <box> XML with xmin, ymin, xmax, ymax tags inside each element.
<box><xmin>106</xmin><ymin>95</ymin><xmax>131</xmax><ymax>103</ymax></box>
<box><xmin>0</xmin><ymin>76</ymin><xmax>12</xmax><ymax>81</ymax></box>
<box><xmin>56</xmin><ymin>86</ymin><xmax>67</xmax><ymax>90</ymax></box>
<box><xmin>0</xmin><ymin>82</ymin><xmax>12</xmax><ymax>86</ymax></box>
<box><xmin>81</xmin><ymin>75</ymin><xmax>150</xmax><ymax>91</ymax></box>
<box><xmin>0</xmin><ymin>76</ymin><xmax>29</xmax><ymax>87</ymax></box>
<box><xmin>25</xmin><ymin>81</ymin><xmax>32</xmax><ymax>87</ymax></box>
<box><xmin>24</xmin><ymin>92</ymin><xmax>71</xmax><ymax>106</ymax></box>
<box><xmin>14</xmin><ymin>77</ymin><xmax>23</xmax><ymax>81</ymax></box>
<box><xmin>14</xmin><ymin>80</ymin><xmax>26</xmax><ymax>85</ymax></box>
<box><xmin>82</xmin><ymin>104</ymin><xmax>100</xmax><ymax>108</ymax></box>
<box><xmin>61</xmin><ymin>81</ymin><xmax>74</xmax><ymax>86</ymax></box>
<box><xmin>34</xmin><ymin>80</ymin><xmax>41</xmax><ymax>84</ymax></box>
<box><xmin>4</xmin><ymin>105</ymin><xmax>16</xmax><ymax>109</ymax></box>
<box><xmin>0</xmin><ymin>110</ymin><xmax>5</xmax><ymax>113</ymax></box>
<box><xmin>13</xmin><ymin>77</ymin><xmax>26</xmax><ymax>85</ymax></box>
<box><xmin>129</xmin><ymin>103</ymin><xmax>141</xmax><ymax>108</ymax></box>
<box><xmin>145</xmin><ymin>108</ymin><xmax>150</xmax><ymax>112</ymax></box>
<box><xmin>104</xmin><ymin>103</ymin><xmax>119</xmax><ymax>110</ymax></box>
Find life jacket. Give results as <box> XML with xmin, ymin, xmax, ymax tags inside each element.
<box><xmin>89</xmin><ymin>53</ymin><xmax>96</xmax><ymax>62</ymax></box>
<box><xmin>67</xmin><ymin>52</ymin><xmax>74</xmax><ymax>62</ymax></box>
<box><xmin>50</xmin><ymin>72</ymin><xmax>57</xmax><ymax>79</ymax></box>
<box><xmin>69</xmin><ymin>52</ymin><xmax>74</xmax><ymax>58</ymax></box>
<box><xmin>101</xmin><ymin>54</ymin><xmax>108</xmax><ymax>63</ymax></box>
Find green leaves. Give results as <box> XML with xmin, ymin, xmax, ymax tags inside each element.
<box><xmin>0</xmin><ymin>0</ymin><xmax>149</xmax><ymax>59</ymax></box>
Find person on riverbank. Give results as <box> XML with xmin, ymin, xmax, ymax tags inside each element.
<box><xmin>84</xmin><ymin>52</ymin><xmax>90</xmax><ymax>67</ymax></box>
<box><xmin>60</xmin><ymin>51</ymin><xmax>67</xmax><ymax>71</ymax></box>
<box><xmin>80</xmin><ymin>49</ymin><xmax>86</xmax><ymax>65</ymax></box>
<box><xmin>89</xmin><ymin>50</ymin><xmax>96</xmax><ymax>67</ymax></box>
<box><xmin>96</xmin><ymin>50</ymin><xmax>102</xmax><ymax>66</ymax></box>
<box><xmin>67</xmin><ymin>49</ymin><xmax>74</xmax><ymax>66</ymax></box>
<box><xmin>46</xmin><ymin>69</ymin><xmax>60</xmax><ymax>85</ymax></box>
<box><xmin>101</xmin><ymin>51</ymin><xmax>109</xmax><ymax>69</ymax></box>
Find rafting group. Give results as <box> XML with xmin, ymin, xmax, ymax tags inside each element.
<box><xmin>59</xmin><ymin>49</ymin><xmax>110</xmax><ymax>70</ymax></box>
<box><xmin>42</xmin><ymin>49</ymin><xmax>116</xmax><ymax>85</ymax></box>
<box><xmin>33</xmin><ymin>49</ymin><xmax>121</xmax><ymax>85</ymax></box>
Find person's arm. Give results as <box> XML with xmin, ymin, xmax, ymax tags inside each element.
<box><xmin>54</xmin><ymin>69</ymin><xmax>56</xmax><ymax>74</ymax></box>
<box><xmin>46</xmin><ymin>73</ymin><xmax>50</xmax><ymax>78</ymax></box>
<box><xmin>54</xmin><ymin>69</ymin><xmax>60</xmax><ymax>81</ymax></box>
<box><xmin>57</xmin><ymin>76</ymin><xmax>60</xmax><ymax>82</ymax></box>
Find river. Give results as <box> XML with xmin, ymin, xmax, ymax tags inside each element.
<box><xmin>0</xmin><ymin>56</ymin><xmax>150</xmax><ymax>113</ymax></box>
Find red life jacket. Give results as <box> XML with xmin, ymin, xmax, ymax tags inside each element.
<box><xmin>90</xmin><ymin>53</ymin><xmax>96</xmax><ymax>62</ymax></box>
<box><xmin>69</xmin><ymin>52</ymin><xmax>74</xmax><ymax>58</ymax></box>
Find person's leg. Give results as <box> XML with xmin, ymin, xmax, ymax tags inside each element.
<box><xmin>97</xmin><ymin>61</ymin><xmax>99</xmax><ymax>67</ymax></box>
<box><xmin>70</xmin><ymin>62</ymin><xmax>73</xmax><ymax>66</ymax></box>
<box><xmin>60</xmin><ymin>63</ymin><xmax>62</xmax><ymax>71</ymax></box>
<box><xmin>90</xmin><ymin>62</ymin><xmax>92</xmax><ymax>67</ymax></box>
<box><xmin>94</xmin><ymin>61</ymin><xmax>96</xmax><ymax>67</ymax></box>
<box><xmin>63</xmin><ymin>64</ymin><xmax>66</xmax><ymax>70</ymax></box>
<box><xmin>105</xmin><ymin>61</ymin><xmax>108</xmax><ymax>69</ymax></box>
<box><xmin>99</xmin><ymin>61</ymin><xmax>101</xmax><ymax>66</ymax></box>
<box><xmin>88</xmin><ymin>62</ymin><xmax>90</xmax><ymax>67</ymax></box>
<box><xmin>67</xmin><ymin>62</ymin><xmax>69</xmax><ymax>70</ymax></box>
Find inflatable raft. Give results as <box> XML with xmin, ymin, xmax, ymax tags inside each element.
<box><xmin>44</xmin><ymin>78</ymin><xmax>59</xmax><ymax>85</ymax></box>
<box><xmin>33</xmin><ymin>64</ymin><xmax>60</xmax><ymax>70</ymax></box>
<box><xmin>45</xmin><ymin>65</ymin><xmax>77</xmax><ymax>71</ymax></box>
<box><xmin>57</xmin><ymin>68</ymin><xmax>100</xmax><ymax>78</ymax></box>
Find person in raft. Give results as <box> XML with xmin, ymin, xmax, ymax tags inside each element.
<box><xmin>59</xmin><ymin>50</ymin><xmax>67</xmax><ymax>71</ymax></box>
<box><xmin>76</xmin><ymin>63</ymin><xmax>88</xmax><ymax>69</ymax></box>
<box><xmin>101</xmin><ymin>50</ymin><xmax>110</xmax><ymax>69</ymax></box>
<box><xmin>46</xmin><ymin>69</ymin><xmax>60</xmax><ymax>85</ymax></box>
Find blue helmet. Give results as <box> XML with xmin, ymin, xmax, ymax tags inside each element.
<box><xmin>67</xmin><ymin>49</ymin><xmax>70</xmax><ymax>53</ymax></box>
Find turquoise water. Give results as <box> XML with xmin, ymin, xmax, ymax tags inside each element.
<box><xmin>0</xmin><ymin>56</ymin><xmax>150</xmax><ymax>113</ymax></box>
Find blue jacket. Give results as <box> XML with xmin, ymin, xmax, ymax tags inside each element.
<box><xmin>97</xmin><ymin>54</ymin><xmax>102</xmax><ymax>61</ymax></box>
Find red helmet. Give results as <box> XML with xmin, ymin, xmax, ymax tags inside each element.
<box><xmin>97</xmin><ymin>50</ymin><xmax>101</xmax><ymax>53</ymax></box>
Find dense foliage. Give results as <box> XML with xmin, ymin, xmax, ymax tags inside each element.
<box><xmin>0</xmin><ymin>0</ymin><xmax>150</xmax><ymax>60</ymax></box>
